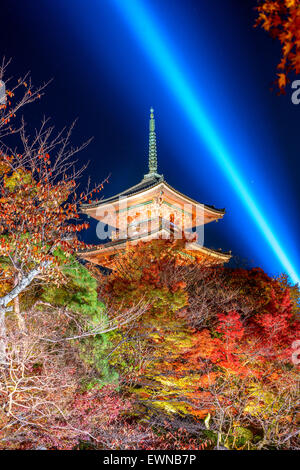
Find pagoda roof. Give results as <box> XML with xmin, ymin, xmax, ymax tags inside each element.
<box><xmin>82</xmin><ymin>174</ymin><xmax>164</xmax><ymax>208</ymax></box>
<box><xmin>81</xmin><ymin>174</ymin><xmax>225</xmax><ymax>216</ymax></box>
<box><xmin>79</xmin><ymin>225</ymin><xmax>231</xmax><ymax>264</ymax></box>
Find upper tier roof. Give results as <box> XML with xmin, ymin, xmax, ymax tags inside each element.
<box><xmin>82</xmin><ymin>174</ymin><xmax>164</xmax><ymax>208</ymax></box>
<box><xmin>80</xmin><ymin>174</ymin><xmax>225</xmax><ymax>216</ymax></box>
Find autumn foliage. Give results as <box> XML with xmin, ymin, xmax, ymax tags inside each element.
<box><xmin>100</xmin><ymin>242</ymin><xmax>300</xmax><ymax>450</ymax></box>
<box><xmin>0</xmin><ymin>61</ymin><xmax>108</xmax><ymax>365</ymax></box>
<box><xmin>255</xmin><ymin>0</ymin><xmax>300</xmax><ymax>89</ymax></box>
<box><xmin>0</xmin><ymin>61</ymin><xmax>299</xmax><ymax>450</ymax></box>
<box><xmin>102</xmin><ymin>238</ymin><xmax>194</xmax><ymax>313</ymax></box>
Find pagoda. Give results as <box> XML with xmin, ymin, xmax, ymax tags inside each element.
<box><xmin>80</xmin><ymin>109</ymin><xmax>231</xmax><ymax>268</ymax></box>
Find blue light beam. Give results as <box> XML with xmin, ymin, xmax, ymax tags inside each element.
<box><xmin>112</xmin><ymin>0</ymin><xmax>300</xmax><ymax>284</ymax></box>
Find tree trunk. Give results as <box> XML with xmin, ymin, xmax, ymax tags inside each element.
<box><xmin>14</xmin><ymin>273</ymin><xmax>26</xmax><ymax>332</ymax></box>
<box><xmin>0</xmin><ymin>308</ymin><xmax>7</xmax><ymax>364</ymax></box>
<box><xmin>0</xmin><ymin>262</ymin><xmax>50</xmax><ymax>310</ymax></box>
<box><xmin>0</xmin><ymin>262</ymin><xmax>51</xmax><ymax>363</ymax></box>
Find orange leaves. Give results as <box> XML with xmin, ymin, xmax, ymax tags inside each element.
<box><xmin>255</xmin><ymin>0</ymin><xmax>300</xmax><ymax>88</ymax></box>
<box><xmin>103</xmin><ymin>238</ymin><xmax>191</xmax><ymax>313</ymax></box>
<box><xmin>186</xmin><ymin>329</ymin><xmax>217</xmax><ymax>361</ymax></box>
<box><xmin>0</xmin><ymin>148</ymin><xmax>93</xmax><ymax>286</ymax></box>
<box><xmin>278</xmin><ymin>72</ymin><xmax>287</xmax><ymax>88</ymax></box>
<box><xmin>286</xmin><ymin>0</ymin><xmax>298</xmax><ymax>8</ymax></box>
<box><xmin>197</xmin><ymin>373</ymin><xmax>218</xmax><ymax>387</ymax></box>
<box><xmin>192</xmin><ymin>409</ymin><xmax>211</xmax><ymax>419</ymax></box>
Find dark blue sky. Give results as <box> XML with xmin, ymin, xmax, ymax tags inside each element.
<box><xmin>1</xmin><ymin>0</ymin><xmax>299</xmax><ymax>281</ymax></box>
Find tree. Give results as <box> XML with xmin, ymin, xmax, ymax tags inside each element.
<box><xmin>0</xmin><ymin>60</ymin><xmax>109</xmax><ymax>362</ymax></box>
<box><xmin>255</xmin><ymin>0</ymin><xmax>300</xmax><ymax>89</ymax></box>
<box><xmin>102</xmin><ymin>242</ymin><xmax>299</xmax><ymax>449</ymax></box>
<box><xmin>0</xmin><ymin>300</ymin><xmax>132</xmax><ymax>450</ymax></box>
<box><xmin>101</xmin><ymin>237</ymin><xmax>198</xmax><ymax>313</ymax></box>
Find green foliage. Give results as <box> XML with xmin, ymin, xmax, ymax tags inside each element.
<box><xmin>41</xmin><ymin>257</ymin><xmax>104</xmax><ymax>317</ymax></box>
<box><xmin>37</xmin><ymin>256</ymin><xmax>119</xmax><ymax>387</ymax></box>
<box><xmin>4</xmin><ymin>169</ymin><xmax>33</xmax><ymax>192</ymax></box>
<box><xmin>79</xmin><ymin>333</ymin><xmax>119</xmax><ymax>388</ymax></box>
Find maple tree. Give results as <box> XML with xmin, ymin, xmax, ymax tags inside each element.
<box><xmin>0</xmin><ymin>60</ymin><xmax>108</xmax><ymax>363</ymax></box>
<box><xmin>0</xmin><ymin>293</ymin><xmax>212</xmax><ymax>450</ymax></box>
<box><xmin>101</xmin><ymin>241</ymin><xmax>299</xmax><ymax>449</ymax></box>
<box><xmin>0</xmin><ymin>267</ymin><xmax>149</xmax><ymax>449</ymax></box>
<box><xmin>255</xmin><ymin>0</ymin><xmax>300</xmax><ymax>89</ymax></box>
<box><xmin>130</xmin><ymin>299</ymin><xmax>299</xmax><ymax>448</ymax></box>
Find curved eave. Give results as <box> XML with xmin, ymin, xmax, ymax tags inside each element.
<box><xmin>81</xmin><ymin>176</ymin><xmax>163</xmax><ymax>210</ymax></box>
<box><xmin>80</xmin><ymin>244</ymin><xmax>231</xmax><ymax>264</ymax></box>
<box><xmin>79</xmin><ymin>227</ymin><xmax>231</xmax><ymax>264</ymax></box>
<box><xmin>185</xmin><ymin>242</ymin><xmax>231</xmax><ymax>262</ymax></box>
<box><xmin>81</xmin><ymin>179</ymin><xmax>225</xmax><ymax>218</ymax></box>
<box><xmin>163</xmin><ymin>181</ymin><xmax>225</xmax><ymax>216</ymax></box>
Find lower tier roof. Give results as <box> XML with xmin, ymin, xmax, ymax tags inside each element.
<box><xmin>79</xmin><ymin>227</ymin><xmax>231</xmax><ymax>268</ymax></box>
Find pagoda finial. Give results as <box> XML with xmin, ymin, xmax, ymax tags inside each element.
<box><xmin>148</xmin><ymin>107</ymin><xmax>158</xmax><ymax>175</ymax></box>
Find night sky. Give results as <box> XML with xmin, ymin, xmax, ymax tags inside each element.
<box><xmin>1</xmin><ymin>0</ymin><xmax>299</xmax><ymax>281</ymax></box>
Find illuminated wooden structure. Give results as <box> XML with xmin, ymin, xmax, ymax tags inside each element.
<box><xmin>80</xmin><ymin>109</ymin><xmax>231</xmax><ymax>268</ymax></box>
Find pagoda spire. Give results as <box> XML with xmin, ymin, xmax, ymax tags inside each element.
<box><xmin>148</xmin><ymin>107</ymin><xmax>158</xmax><ymax>174</ymax></box>
<box><xmin>144</xmin><ymin>107</ymin><xmax>163</xmax><ymax>180</ymax></box>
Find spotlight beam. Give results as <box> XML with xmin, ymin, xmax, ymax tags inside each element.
<box><xmin>112</xmin><ymin>0</ymin><xmax>300</xmax><ymax>284</ymax></box>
